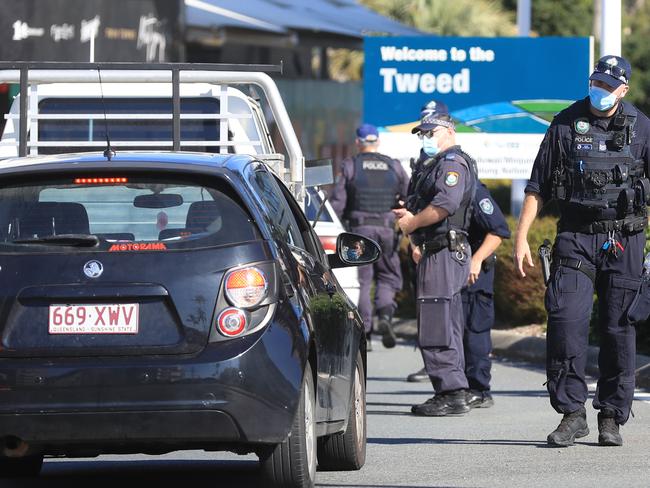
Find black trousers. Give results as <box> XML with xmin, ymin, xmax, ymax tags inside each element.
<box><xmin>545</xmin><ymin>230</ymin><xmax>643</xmax><ymax>425</ymax></box>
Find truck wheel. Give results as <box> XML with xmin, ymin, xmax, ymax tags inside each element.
<box><xmin>259</xmin><ymin>362</ymin><xmax>317</xmax><ymax>487</ymax></box>
<box><xmin>317</xmin><ymin>351</ymin><xmax>366</xmax><ymax>470</ymax></box>
<box><xmin>0</xmin><ymin>455</ymin><xmax>43</xmax><ymax>477</ymax></box>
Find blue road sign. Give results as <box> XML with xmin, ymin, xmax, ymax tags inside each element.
<box><xmin>364</xmin><ymin>36</ymin><xmax>592</xmax><ymax>133</ymax></box>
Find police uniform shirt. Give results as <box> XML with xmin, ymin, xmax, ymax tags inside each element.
<box><xmin>329</xmin><ymin>152</ymin><xmax>409</xmax><ymax>219</ymax></box>
<box><xmin>525</xmin><ymin>97</ymin><xmax>650</xmax><ymax>203</ymax></box>
<box><xmin>469</xmin><ymin>183</ymin><xmax>511</xmax><ymax>248</ymax></box>
<box><xmin>466</xmin><ymin>183</ymin><xmax>510</xmax><ymax>294</ymax></box>
<box><xmin>428</xmin><ymin>150</ymin><xmax>471</xmax><ymax>215</ymax></box>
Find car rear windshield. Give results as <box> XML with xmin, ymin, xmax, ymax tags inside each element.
<box><xmin>0</xmin><ymin>175</ymin><xmax>260</xmax><ymax>252</ymax></box>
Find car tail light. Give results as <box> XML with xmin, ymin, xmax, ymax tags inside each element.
<box><xmin>319</xmin><ymin>236</ymin><xmax>337</xmax><ymax>253</ymax></box>
<box><xmin>74</xmin><ymin>177</ymin><xmax>128</xmax><ymax>184</ymax></box>
<box><xmin>217</xmin><ymin>308</ymin><xmax>247</xmax><ymax>336</ymax></box>
<box><xmin>225</xmin><ymin>266</ymin><xmax>268</xmax><ymax>308</ymax></box>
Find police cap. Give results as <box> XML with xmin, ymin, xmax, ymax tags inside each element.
<box><xmin>356</xmin><ymin>123</ymin><xmax>379</xmax><ymax>143</ymax></box>
<box><xmin>412</xmin><ymin>100</ymin><xmax>454</xmax><ymax>134</ymax></box>
<box><xmin>590</xmin><ymin>55</ymin><xmax>631</xmax><ymax>89</ymax></box>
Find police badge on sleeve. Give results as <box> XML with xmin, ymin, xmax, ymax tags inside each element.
<box><xmin>479</xmin><ymin>198</ymin><xmax>494</xmax><ymax>215</ymax></box>
<box><xmin>445</xmin><ymin>171</ymin><xmax>459</xmax><ymax>186</ymax></box>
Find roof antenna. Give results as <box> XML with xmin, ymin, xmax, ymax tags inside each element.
<box><xmin>97</xmin><ymin>68</ymin><xmax>115</xmax><ymax>161</ymax></box>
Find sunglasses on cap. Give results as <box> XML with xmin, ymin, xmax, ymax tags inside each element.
<box><xmin>416</xmin><ymin>128</ymin><xmax>445</xmax><ymax>139</ymax></box>
<box><xmin>594</xmin><ymin>60</ymin><xmax>628</xmax><ymax>82</ymax></box>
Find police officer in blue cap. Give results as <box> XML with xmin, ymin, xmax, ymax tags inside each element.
<box><xmin>404</xmin><ymin>102</ymin><xmax>510</xmax><ymax>409</ymax></box>
<box><xmin>330</xmin><ymin>123</ymin><xmax>409</xmax><ymax>349</ymax></box>
<box><xmin>394</xmin><ymin>105</ymin><xmax>478</xmax><ymax>416</ymax></box>
<box><xmin>515</xmin><ymin>55</ymin><xmax>650</xmax><ymax>446</ymax></box>
<box><xmin>407</xmin><ymin>188</ymin><xmax>510</xmax><ymax>407</ymax></box>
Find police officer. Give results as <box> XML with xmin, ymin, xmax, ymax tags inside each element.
<box><xmin>406</xmin><ymin>182</ymin><xmax>510</xmax><ymax>410</ymax></box>
<box><xmin>394</xmin><ymin>106</ymin><xmax>478</xmax><ymax>416</ymax></box>
<box><xmin>514</xmin><ymin>55</ymin><xmax>650</xmax><ymax>447</ymax></box>
<box><xmin>330</xmin><ymin>124</ymin><xmax>409</xmax><ymax>349</ymax></box>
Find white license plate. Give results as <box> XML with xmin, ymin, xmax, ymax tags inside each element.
<box><xmin>48</xmin><ymin>304</ymin><xmax>139</xmax><ymax>334</ymax></box>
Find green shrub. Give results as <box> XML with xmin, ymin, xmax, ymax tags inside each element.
<box><xmin>494</xmin><ymin>215</ymin><xmax>557</xmax><ymax>326</ymax></box>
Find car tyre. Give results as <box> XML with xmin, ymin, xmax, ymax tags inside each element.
<box><xmin>317</xmin><ymin>351</ymin><xmax>366</xmax><ymax>471</ymax></box>
<box><xmin>0</xmin><ymin>455</ymin><xmax>44</xmax><ymax>477</ymax></box>
<box><xmin>259</xmin><ymin>362</ymin><xmax>317</xmax><ymax>488</ymax></box>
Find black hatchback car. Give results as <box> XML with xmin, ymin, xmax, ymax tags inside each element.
<box><xmin>0</xmin><ymin>151</ymin><xmax>379</xmax><ymax>487</ymax></box>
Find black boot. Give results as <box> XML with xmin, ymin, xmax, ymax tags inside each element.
<box><xmin>365</xmin><ymin>332</ymin><xmax>373</xmax><ymax>352</ymax></box>
<box><xmin>406</xmin><ymin>367</ymin><xmax>429</xmax><ymax>382</ymax></box>
<box><xmin>411</xmin><ymin>390</ymin><xmax>470</xmax><ymax>416</ymax></box>
<box><xmin>376</xmin><ymin>307</ymin><xmax>396</xmax><ymax>349</ymax></box>
<box><xmin>547</xmin><ymin>406</ymin><xmax>589</xmax><ymax>447</ymax></box>
<box><xmin>466</xmin><ymin>389</ymin><xmax>494</xmax><ymax>408</ymax></box>
<box><xmin>598</xmin><ymin>409</ymin><xmax>623</xmax><ymax>446</ymax></box>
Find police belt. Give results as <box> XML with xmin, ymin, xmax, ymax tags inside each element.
<box><xmin>559</xmin><ymin>215</ymin><xmax>647</xmax><ymax>235</ymax></box>
<box><xmin>349</xmin><ymin>216</ymin><xmax>388</xmax><ymax>227</ymax></box>
<box><xmin>421</xmin><ymin>233</ymin><xmax>469</xmax><ymax>255</ymax></box>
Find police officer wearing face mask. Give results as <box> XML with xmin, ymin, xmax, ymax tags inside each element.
<box><xmin>406</xmin><ymin>169</ymin><xmax>510</xmax><ymax>411</ymax></box>
<box><xmin>514</xmin><ymin>55</ymin><xmax>650</xmax><ymax>447</ymax></box>
<box><xmin>330</xmin><ymin>124</ymin><xmax>409</xmax><ymax>349</ymax></box>
<box><xmin>394</xmin><ymin>105</ymin><xmax>478</xmax><ymax>416</ymax></box>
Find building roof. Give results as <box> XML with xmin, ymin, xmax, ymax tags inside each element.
<box><xmin>184</xmin><ymin>0</ymin><xmax>421</xmax><ymax>45</ymax></box>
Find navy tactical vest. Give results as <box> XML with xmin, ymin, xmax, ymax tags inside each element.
<box><xmin>553</xmin><ymin>102</ymin><xmax>649</xmax><ymax>226</ymax></box>
<box><xmin>345</xmin><ymin>152</ymin><xmax>401</xmax><ymax>215</ymax></box>
<box><xmin>408</xmin><ymin>146</ymin><xmax>477</xmax><ymax>243</ymax></box>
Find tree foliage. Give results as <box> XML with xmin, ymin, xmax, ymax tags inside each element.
<box><xmin>361</xmin><ymin>0</ymin><xmax>517</xmax><ymax>36</ymax></box>
<box><xmin>330</xmin><ymin>0</ymin><xmax>518</xmax><ymax>80</ymax></box>
<box><xmin>622</xmin><ymin>1</ymin><xmax>650</xmax><ymax>114</ymax></box>
<box><xmin>499</xmin><ymin>0</ymin><xmax>593</xmax><ymax>36</ymax></box>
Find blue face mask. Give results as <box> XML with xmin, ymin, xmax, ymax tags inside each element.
<box><xmin>589</xmin><ymin>85</ymin><xmax>618</xmax><ymax>111</ymax></box>
<box><xmin>346</xmin><ymin>248</ymin><xmax>360</xmax><ymax>261</ymax></box>
<box><xmin>422</xmin><ymin>137</ymin><xmax>439</xmax><ymax>157</ymax></box>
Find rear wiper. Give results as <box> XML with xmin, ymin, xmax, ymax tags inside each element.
<box><xmin>11</xmin><ymin>234</ymin><xmax>100</xmax><ymax>247</ymax></box>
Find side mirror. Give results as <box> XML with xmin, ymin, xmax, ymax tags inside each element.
<box><xmin>133</xmin><ymin>193</ymin><xmax>183</xmax><ymax>209</ymax></box>
<box><xmin>328</xmin><ymin>232</ymin><xmax>381</xmax><ymax>269</ymax></box>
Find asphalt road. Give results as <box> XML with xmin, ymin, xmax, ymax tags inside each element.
<box><xmin>6</xmin><ymin>341</ymin><xmax>650</xmax><ymax>488</ymax></box>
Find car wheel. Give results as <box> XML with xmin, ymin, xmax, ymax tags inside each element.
<box><xmin>317</xmin><ymin>351</ymin><xmax>366</xmax><ymax>471</ymax></box>
<box><xmin>0</xmin><ymin>455</ymin><xmax>44</xmax><ymax>477</ymax></box>
<box><xmin>259</xmin><ymin>361</ymin><xmax>317</xmax><ymax>487</ymax></box>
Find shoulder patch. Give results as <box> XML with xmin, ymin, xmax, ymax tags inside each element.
<box><xmin>444</xmin><ymin>153</ymin><xmax>456</xmax><ymax>160</ymax></box>
<box><xmin>479</xmin><ymin>198</ymin><xmax>494</xmax><ymax>215</ymax></box>
<box><xmin>574</xmin><ymin>118</ymin><xmax>589</xmax><ymax>134</ymax></box>
<box><xmin>445</xmin><ymin>171</ymin><xmax>459</xmax><ymax>187</ymax></box>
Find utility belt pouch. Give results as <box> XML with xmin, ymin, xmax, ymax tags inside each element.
<box><xmin>421</xmin><ymin>236</ymin><xmax>446</xmax><ymax>255</ymax></box>
<box><xmin>627</xmin><ymin>276</ymin><xmax>650</xmax><ymax>325</ymax></box>
<box><xmin>446</xmin><ymin>230</ymin><xmax>469</xmax><ymax>254</ymax></box>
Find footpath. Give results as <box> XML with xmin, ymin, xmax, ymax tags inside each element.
<box><xmin>392</xmin><ymin>318</ymin><xmax>650</xmax><ymax>390</ymax></box>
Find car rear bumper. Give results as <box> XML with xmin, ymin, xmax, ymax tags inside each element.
<box><xmin>0</xmin><ymin>316</ymin><xmax>309</xmax><ymax>452</ymax></box>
